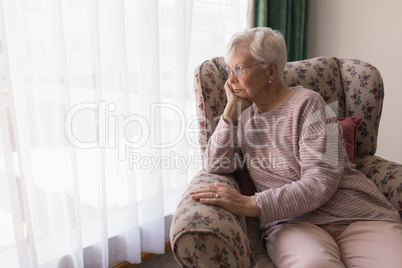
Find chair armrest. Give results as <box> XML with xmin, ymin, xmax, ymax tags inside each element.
<box><xmin>355</xmin><ymin>155</ymin><xmax>402</xmax><ymax>216</ymax></box>
<box><xmin>169</xmin><ymin>169</ymin><xmax>251</xmax><ymax>267</ymax></box>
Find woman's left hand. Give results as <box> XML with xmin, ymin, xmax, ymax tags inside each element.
<box><xmin>189</xmin><ymin>183</ymin><xmax>260</xmax><ymax>217</ymax></box>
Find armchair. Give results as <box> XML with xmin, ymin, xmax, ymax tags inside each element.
<box><xmin>170</xmin><ymin>56</ymin><xmax>402</xmax><ymax>267</ymax></box>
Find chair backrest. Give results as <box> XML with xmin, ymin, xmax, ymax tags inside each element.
<box><xmin>194</xmin><ymin>56</ymin><xmax>384</xmax><ymax>159</ymax></box>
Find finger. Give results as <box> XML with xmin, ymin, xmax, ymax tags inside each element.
<box><xmin>189</xmin><ymin>186</ymin><xmax>212</xmax><ymax>194</ymax></box>
<box><xmin>199</xmin><ymin>196</ymin><xmax>220</xmax><ymax>204</ymax></box>
<box><xmin>224</xmin><ymin>82</ymin><xmax>234</xmax><ymax>93</ymax></box>
<box><xmin>199</xmin><ymin>198</ymin><xmax>211</xmax><ymax>203</ymax></box>
<box><xmin>191</xmin><ymin>187</ymin><xmax>221</xmax><ymax>197</ymax></box>
<box><xmin>190</xmin><ymin>192</ymin><xmax>205</xmax><ymax>200</ymax></box>
<box><xmin>190</xmin><ymin>194</ymin><xmax>199</xmax><ymax>200</ymax></box>
<box><xmin>190</xmin><ymin>190</ymin><xmax>219</xmax><ymax>200</ymax></box>
<box><xmin>194</xmin><ymin>186</ymin><xmax>209</xmax><ymax>191</ymax></box>
<box><xmin>209</xmin><ymin>192</ymin><xmax>220</xmax><ymax>198</ymax></box>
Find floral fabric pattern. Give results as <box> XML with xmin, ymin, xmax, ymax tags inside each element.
<box><xmin>283</xmin><ymin>57</ymin><xmax>345</xmax><ymax>117</ymax></box>
<box><xmin>356</xmin><ymin>155</ymin><xmax>402</xmax><ymax>216</ymax></box>
<box><xmin>170</xmin><ymin>56</ymin><xmax>402</xmax><ymax>267</ymax></box>
<box><xmin>339</xmin><ymin>59</ymin><xmax>384</xmax><ymax>157</ymax></box>
<box><xmin>194</xmin><ymin>57</ymin><xmax>228</xmax><ymax>155</ymax></box>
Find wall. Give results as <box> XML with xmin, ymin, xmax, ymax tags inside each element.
<box><xmin>307</xmin><ymin>0</ymin><xmax>402</xmax><ymax>163</ymax></box>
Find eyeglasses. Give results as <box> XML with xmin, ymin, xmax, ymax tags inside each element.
<box><xmin>225</xmin><ymin>63</ymin><xmax>260</xmax><ymax>77</ymax></box>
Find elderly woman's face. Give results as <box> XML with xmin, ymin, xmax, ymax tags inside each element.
<box><xmin>226</xmin><ymin>48</ymin><xmax>269</xmax><ymax>102</ymax></box>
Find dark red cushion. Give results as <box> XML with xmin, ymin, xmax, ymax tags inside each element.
<box><xmin>338</xmin><ymin>117</ymin><xmax>362</xmax><ymax>163</ymax></box>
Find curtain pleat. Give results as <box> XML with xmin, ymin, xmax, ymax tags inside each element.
<box><xmin>254</xmin><ymin>0</ymin><xmax>309</xmax><ymax>61</ymax></box>
<box><xmin>56</xmin><ymin>0</ymin><xmax>85</xmax><ymax>266</ymax></box>
<box><xmin>254</xmin><ymin>0</ymin><xmax>268</xmax><ymax>27</ymax></box>
<box><xmin>88</xmin><ymin>0</ymin><xmax>109</xmax><ymax>266</ymax></box>
<box><xmin>0</xmin><ymin>0</ymin><xmax>39</xmax><ymax>266</ymax></box>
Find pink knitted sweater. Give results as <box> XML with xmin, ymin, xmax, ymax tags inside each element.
<box><xmin>204</xmin><ymin>86</ymin><xmax>400</xmax><ymax>231</ymax></box>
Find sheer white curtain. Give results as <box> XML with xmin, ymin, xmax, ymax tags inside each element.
<box><xmin>0</xmin><ymin>0</ymin><xmax>247</xmax><ymax>267</ymax></box>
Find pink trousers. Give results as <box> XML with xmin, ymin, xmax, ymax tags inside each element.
<box><xmin>264</xmin><ymin>221</ymin><xmax>402</xmax><ymax>268</ymax></box>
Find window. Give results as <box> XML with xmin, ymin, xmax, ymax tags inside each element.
<box><xmin>0</xmin><ymin>0</ymin><xmax>248</xmax><ymax>266</ymax></box>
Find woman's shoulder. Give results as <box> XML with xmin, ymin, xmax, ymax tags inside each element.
<box><xmin>292</xmin><ymin>86</ymin><xmax>324</xmax><ymax>102</ymax></box>
<box><xmin>289</xmin><ymin>86</ymin><xmax>327</xmax><ymax>111</ymax></box>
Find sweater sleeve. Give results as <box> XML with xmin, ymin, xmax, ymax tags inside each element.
<box><xmin>256</xmin><ymin>95</ymin><xmax>347</xmax><ymax>224</ymax></box>
<box><xmin>203</xmin><ymin>116</ymin><xmax>241</xmax><ymax>174</ymax></box>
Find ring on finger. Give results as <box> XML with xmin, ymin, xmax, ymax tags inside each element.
<box><xmin>215</xmin><ymin>194</ymin><xmax>219</xmax><ymax>198</ymax></box>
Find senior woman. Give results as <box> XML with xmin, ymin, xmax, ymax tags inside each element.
<box><xmin>189</xmin><ymin>27</ymin><xmax>402</xmax><ymax>268</ymax></box>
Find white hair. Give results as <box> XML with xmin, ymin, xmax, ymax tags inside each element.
<box><xmin>225</xmin><ymin>27</ymin><xmax>287</xmax><ymax>81</ymax></box>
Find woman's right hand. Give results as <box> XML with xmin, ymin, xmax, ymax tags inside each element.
<box><xmin>223</xmin><ymin>81</ymin><xmax>252</xmax><ymax>125</ymax></box>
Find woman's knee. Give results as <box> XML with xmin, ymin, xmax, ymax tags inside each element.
<box><xmin>338</xmin><ymin>221</ymin><xmax>402</xmax><ymax>267</ymax></box>
<box><xmin>265</xmin><ymin>222</ymin><xmax>344</xmax><ymax>268</ymax></box>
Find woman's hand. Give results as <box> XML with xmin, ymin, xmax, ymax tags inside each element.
<box><xmin>189</xmin><ymin>183</ymin><xmax>260</xmax><ymax>217</ymax></box>
<box><xmin>222</xmin><ymin>81</ymin><xmax>252</xmax><ymax>125</ymax></box>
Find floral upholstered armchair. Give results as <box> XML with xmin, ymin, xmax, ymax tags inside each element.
<box><xmin>169</xmin><ymin>56</ymin><xmax>402</xmax><ymax>267</ymax></box>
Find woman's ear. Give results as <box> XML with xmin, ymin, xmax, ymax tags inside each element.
<box><xmin>267</xmin><ymin>62</ymin><xmax>279</xmax><ymax>81</ymax></box>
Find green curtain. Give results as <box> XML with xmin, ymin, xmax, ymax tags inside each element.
<box><xmin>254</xmin><ymin>0</ymin><xmax>309</xmax><ymax>61</ymax></box>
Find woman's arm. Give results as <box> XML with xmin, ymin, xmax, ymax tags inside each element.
<box><xmin>203</xmin><ymin>81</ymin><xmax>252</xmax><ymax>174</ymax></box>
<box><xmin>203</xmin><ymin>117</ymin><xmax>240</xmax><ymax>174</ymax></box>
